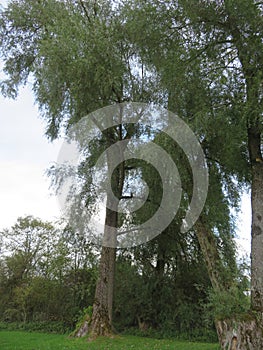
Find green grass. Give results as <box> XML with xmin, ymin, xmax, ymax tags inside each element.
<box><xmin>0</xmin><ymin>331</ymin><xmax>220</xmax><ymax>350</ymax></box>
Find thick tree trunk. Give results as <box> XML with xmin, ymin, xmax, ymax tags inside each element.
<box><xmin>196</xmin><ymin>217</ymin><xmax>263</xmax><ymax>349</ymax></box>
<box><xmin>89</xmin><ymin>204</ymin><xmax>118</xmax><ymax>339</ymax></box>
<box><xmin>227</xmin><ymin>5</ymin><xmax>263</xmax><ymax>317</ymax></box>
<box><xmin>89</xmin><ymin>131</ymin><xmax>126</xmax><ymax>339</ymax></box>
<box><xmin>208</xmin><ymin>10</ymin><xmax>263</xmax><ymax>347</ymax></box>
<box><xmin>195</xmin><ymin>217</ymin><xmax>263</xmax><ymax>349</ymax></box>
<box><xmin>90</xmin><ymin>247</ymin><xmax>116</xmax><ymax>338</ymax></box>
<box><xmin>212</xmin><ymin>126</ymin><xmax>263</xmax><ymax>348</ymax></box>
<box><xmin>75</xmin><ymin>160</ymin><xmax>121</xmax><ymax>339</ymax></box>
<box><xmin>75</xmin><ymin>207</ymin><xmax>117</xmax><ymax>339</ymax></box>
<box><xmin>216</xmin><ymin>315</ymin><xmax>263</xmax><ymax>350</ymax></box>
<box><xmin>211</xmin><ymin>129</ymin><xmax>263</xmax><ymax>349</ymax></box>
<box><xmin>248</xmin><ymin>127</ymin><xmax>263</xmax><ymax>313</ymax></box>
<box><xmin>75</xmin><ymin>120</ymin><xmax>129</xmax><ymax>339</ymax></box>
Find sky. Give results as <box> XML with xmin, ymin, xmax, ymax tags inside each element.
<box><xmin>0</xmin><ymin>0</ymin><xmax>251</xmax><ymax>257</ymax></box>
<box><xmin>0</xmin><ymin>82</ymin><xmax>63</xmax><ymax>230</ymax></box>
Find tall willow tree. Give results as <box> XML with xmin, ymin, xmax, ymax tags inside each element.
<box><xmin>0</xmin><ymin>0</ymin><xmax>155</xmax><ymax>338</ymax></box>
<box><xmin>125</xmin><ymin>0</ymin><xmax>262</xmax><ymax>348</ymax></box>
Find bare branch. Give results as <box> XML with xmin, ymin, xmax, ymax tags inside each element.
<box><xmin>79</xmin><ymin>0</ymin><xmax>91</xmax><ymax>22</ymax></box>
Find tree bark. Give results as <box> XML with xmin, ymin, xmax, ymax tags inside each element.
<box><xmin>89</xmin><ymin>194</ymin><xmax>118</xmax><ymax>338</ymax></box>
<box><xmin>216</xmin><ymin>315</ymin><xmax>263</xmax><ymax>350</ymax></box>
<box><xmin>75</xmin><ymin>206</ymin><xmax>118</xmax><ymax>339</ymax></box>
<box><xmin>225</xmin><ymin>3</ymin><xmax>263</xmax><ymax>317</ymax></box>
<box><xmin>212</xmin><ymin>7</ymin><xmax>263</xmax><ymax>348</ymax></box>
<box><xmin>248</xmin><ymin>127</ymin><xmax>263</xmax><ymax>313</ymax></box>
<box><xmin>211</xmin><ymin>125</ymin><xmax>263</xmax><ymax>350</ymax></box>
<box><xmin>90</xmin><ymin>245</ymin><xmax>116</xmax><ymax>338</ymax></box>
<box><xmin>195</xmin><ymin>216</ymin><xmax>263</xmax><ymax>349</ymax></box>
<box><xmin>89</xmin><ymin>126</ymin><xmax>126</xmax><ymax>339</ymax></box>
<box><xmin>195</xmin><ymin>216</ymin><xmax>230</xmax><ymax>291</ymax></box>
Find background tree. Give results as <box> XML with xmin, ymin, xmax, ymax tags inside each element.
<box><xmin>124</xmin><ymin>0</ymin><xmax>262</xmax><ymax>348</ymax></box>
<box><xmin>0</xmin><ymin>216</ymin><xmax>61</xmax><ymax>324</ymax></box>
<box><xmin>0</xmin><ymin>216</ymin><xmax>98</xmax><ymax>330</ymax></box>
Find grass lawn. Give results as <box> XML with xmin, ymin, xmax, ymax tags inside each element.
<box><xmin>0</xmin><ymin>331</ymin><xmax>220</xmax><ymax>350</ymax></box>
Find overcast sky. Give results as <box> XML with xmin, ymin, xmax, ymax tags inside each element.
<box><xmin>0</xmin><ymin>81</ymin><xmax>63</xmax><ymax>230</ymax></box>
<box><xmin>0</xmin><ymin>0</ymin><xmax>251</xmax><ymax>257</ymax></box>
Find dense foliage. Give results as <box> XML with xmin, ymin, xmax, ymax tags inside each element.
<box><xmin>0</xmin><ymin>216</ymin><xmax>219</xmax><ymax>341</ymax></box>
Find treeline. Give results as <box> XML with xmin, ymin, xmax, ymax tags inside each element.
<box><xmin>0</xmin><ymin>217</ymin><xmax>96</xmax><ymax>332</ymax></box>
<box><xmin>0</xmin><ymin>215</ymin><xmax>226</xmax><ymax>341</ymax></box>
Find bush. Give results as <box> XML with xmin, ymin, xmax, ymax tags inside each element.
<box><xmin>3</xmin><ymin>309</ymin><xmax>21</xmax><ymax>322</ymax></box>
<box><xmin>120</xmin><ymin>326</ymin><xmax>218</xmax><ymax>343</ymax></box>
<box><xmin>0</xmin><ymin>321</ymin><xmax>72</xmax><ymax>334</ymax></box>
<box><xmin>206</xmin><ymin>286</ymin><xmax>250</xmax><ymax>320</ymax></box>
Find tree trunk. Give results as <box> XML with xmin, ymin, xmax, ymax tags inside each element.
<box><xmin>75</xmin><ymin>207</ymin><xmax>117</xmax><ymax>339</ymax></box>
<box><xmin>195</xmin><ymin>216</ymin><xmax>263</xmax><ymax>349</ymax></box>
<box><xmin>90</xmin><ymin>247</ymin><xmax>116</xmax><ymax>338</ymax></box>
<box><xmin>211</xmin><ymin>128</ymin><xmax>263</xmax><ymax>350</ymax></box>
<box><xmin>226</xmin><ymin>5</ymin><xmax>263</xmax><ymax>317</ymax></box>
<box><xmin>195</xmin><ymin>216</ymin><xmax>230</xmax><ymax>291</ymax></box>
<box><xmin>248</xmin><ymin>127</ymin><xmax>263</xmax><ymax>313</ymax></box>
<box><xmin>89</xmin><ymin>130</ymin><xmax>126</xmax><ymax>338</ymax></box>
<box><xmin>215</xmin><ymin>315</ymin><xmax>263</xmax><ymax>350</ymax></box>
<box><xmin>89</xmin><ymin>202</ymin><xmax>118</xmax><ymax>338</ymax></box>
<box><xmin>75</xmin><ymin>121</ymin><xmax>128</xmax><ymax>339</ymax></box>
<box><xmin>209</xmin><ymin>10</ymin><xmax>263</xmax><ymax>347</ymax></box>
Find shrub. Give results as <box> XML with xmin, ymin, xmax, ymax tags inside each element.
<box><xmin>0</xmin><ymin>321</ymin><xmax>72</xmax><ymax>334</ymax></box>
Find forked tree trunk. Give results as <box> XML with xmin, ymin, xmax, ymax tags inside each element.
<box><xmin>75</xmin><ymin>153</ymin><xmax>123</xmax><ymax>339</ymax></box>
<box><xmin>76</xmin><ymin>118</ymin><xmax>129</xmax><ymax>340</ymax></box>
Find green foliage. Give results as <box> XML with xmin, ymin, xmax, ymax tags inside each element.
<box><xmin>71</xmin><ymin>305</ymin><xmax>93</xmax><ymax>337</ymax></box>
<box><xmin>0</xmin><ymin>215</ymin><xmax>217</xmax><ymax>340</ymax></box>
<box><xmin>0</xmin><ymin>0</ymin><xmax>152</xmax><ymax>140</ymax></box>
<box><xmin>0</xmin><ymin>321</ymin><xmax>70</xmax><ymax>334</ymax></box>
<box><xmin>206</xmin><ymin>286</ymin><xmax>250</xmax><ymax>320</ymax></box>
<box><xmin>1</xmin><ymin>216</ymin><xmax>59</xmax><ymax>280</ymax></box>
<box><xmin>113</xmin><ymin>250</ymin><xmax>215</xmax><ymax>341</ymax></box>
<box><xmin>0</xmin><ymin>332</ymin><xmax>220</xmax><ymax>350</ymax></box>
<box><xmin>0</xmin><ymin>217</ymin><xmax>97</xmax><ymax>330</ymax></box>
<box><xmin>121</xmin><ymin>327</ymin><xmax>218</xmax><ymax>344</ymax></box>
